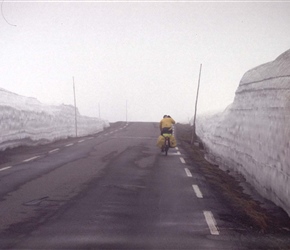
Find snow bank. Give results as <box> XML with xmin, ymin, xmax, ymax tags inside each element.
<box><xmin>196</xmin><ymin>49</ymin><xmax>290</xmax><ymax>216</ymax></box>
<box><xmin>0</xmin><ymin>88</ymin><xmax>109</xmax><ymax>151</ymax></box>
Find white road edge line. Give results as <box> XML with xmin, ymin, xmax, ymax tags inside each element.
<box><xmin>184</xmin><ymin>168</ymin><xmax>192</xmax><ymax>177</ymax></box>
<box><xmin>65</xmin><ymin>143</ymin><xmax>74</xmax><ymax>147</ymax></box>
<box><xmin>49</xmin><ymin>148</ymin><xmax>60</xmax><ymax>153</ymax></box>
<box><xmin>0</xmin><ymin>166</ymin><xmax>12</xmax><ymax>172</ymax></box>
<box><xmin>192</xmin><ymin>184</ymin><xmax>203</xmax><ymax>198</ymax></box>
<box><xmin>23</xmin><ymin>156</ymin><xmax>40</xmax><ymax>162</ymax></box>
<box><xmin>203</xmin><ymin>211</ymin><xmax>219</xmax><ymax>235</ymax></box>
<box><xmin>180</xmin><ymin>157</ymin><xmax>186</xmax><ymax>164</ymax></box>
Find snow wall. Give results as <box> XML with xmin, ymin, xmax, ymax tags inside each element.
<box><xmin>196</xmin><ymin>49</ymin><xmax>290</xmax><ymax>216</ymax></box>
<box><xmin>0</xmin><ymin>88</ymin><xmax>110</xmax><ymax>151</ymax></box>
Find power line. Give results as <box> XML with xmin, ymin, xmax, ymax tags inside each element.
<box><xmin>1</xmin><ymin>0</ymin><xmax>17</xmax><ymax>27</ymax></box>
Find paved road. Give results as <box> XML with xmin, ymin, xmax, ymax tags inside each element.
<box><xmin>0</xmin><ymin>122</ymin><xmax>288</xmax><ymax>249</ymax></box>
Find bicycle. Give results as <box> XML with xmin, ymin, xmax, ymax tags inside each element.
<box><xmin>162</xmin><ymin>134</ymin><xmax>171</xmax><ymax>156</ymax></box>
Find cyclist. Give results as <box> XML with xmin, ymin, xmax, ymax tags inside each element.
<box><xmin>159</xmin><ymin>115</ymin><xmax>176</xmax><ymax>135</ymax></box>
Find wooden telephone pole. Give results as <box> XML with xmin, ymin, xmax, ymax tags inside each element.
<box><xmin>191</xmin><ymin>64</ymin><xmax>202</xmax><ymax>144</ymax></box>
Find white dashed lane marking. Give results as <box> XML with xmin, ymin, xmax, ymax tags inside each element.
<box><xmin>0</xmin><ymin>166</ymin><xmax>12</xmax><ymax>172</ymax></box>
<box><xmin>168</xmin><ymin>152</ymin><xmax>181</xmax><ymax>156</ymax></box>
<box><xmin>49</xmin><ymin>148</ymin><xmax>60</xmax><ymax>154</ymax></box>
<box><xmin>184</xmin><ymin>168</ymin><xmax>192</xmax><ymax>177</ymax></box>
<box><xmin>23</xmin><ymin>156</ymin><xmax>40</xmax><ymax>162</ymax></box>
<box><xmin>65</xmin><ymin>143</ymin><xmax>74</xmax><ymax>147</ymax></box>
<box><xmin>192</xmin><ymin>184</ymin><xmax>203</xmax><ymax>198</ymax></box>
<box><xmin>180</xmin><ymin>157</ymin><xmax>186</xmax><ymax>164</ymax></box>
<box><xmin>171</xmin><ymin>137</ymin><xmax>220</xmax><ymax>237</ymax></box>
<box><xmin>203</xmin><ymin>211</ymin><xmax>219</xmax><ymax>235</ymax></box>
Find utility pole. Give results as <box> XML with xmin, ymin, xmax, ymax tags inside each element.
<box><xmin>126</xmin><ymin>100</ymin><xmax>128</xmax><ymax>123</ymax></box>
<box><xmin>191</xmin><ymin>64</ymin><xmax>202</xmax><ymax>144</ymax></box>
<box><xmin>73</xmin><ymin>77</ymin><xmax>78</xmax><ymax>137</ymax></box>
<box><xmin>98</xmin><ymin>103</ymin><xmax>101</xmax><ymax>119</ymax></box>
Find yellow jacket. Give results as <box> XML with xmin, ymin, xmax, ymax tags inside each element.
<box><xmin>159</xmin><ymin>117</ymin><xmax>175</xmax><ymax>131</ymax></box>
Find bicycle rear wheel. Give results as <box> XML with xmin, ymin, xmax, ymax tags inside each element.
<box><xmin>165</xmin><ymin>137</ymin><xmax>169</xmax><ymax>156</ymax></box>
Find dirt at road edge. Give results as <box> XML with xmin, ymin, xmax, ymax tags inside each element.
<box><xmin>176</xmin><ymin>123</ymin><xmax>290</xmax><ymax>235</ymax></box>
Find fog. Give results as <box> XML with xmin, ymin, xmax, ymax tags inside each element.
<box><xmin>1</xmin><ymin>1</ymin><xmax>290</xmax><ymax>122</ymax></box>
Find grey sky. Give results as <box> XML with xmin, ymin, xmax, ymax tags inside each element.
<box><xmin>1</xmin><ymin>1</ymin><xmax>290</xmax><ymax>122</ymax></box>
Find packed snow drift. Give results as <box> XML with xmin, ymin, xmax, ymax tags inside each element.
<box><xmin>196</xmin><ymin>49</ymin><xmax>290</xmax><ymax>216</ymax></box>
<box><xmin>0</xmin><ymin>88</ymin><xmax>109</xmax><ymax>151</ymax></box>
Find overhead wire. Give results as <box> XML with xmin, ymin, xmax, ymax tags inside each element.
<box><xmin>1</xmin><ymin>0</ymin><xmax>17</xmax><ymax>27</ymax></box>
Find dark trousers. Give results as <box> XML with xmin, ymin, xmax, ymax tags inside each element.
<box><xmin>161</xmin><ymin>127</ymin><xmax>172</xmax><ymax>135</ymax></box>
